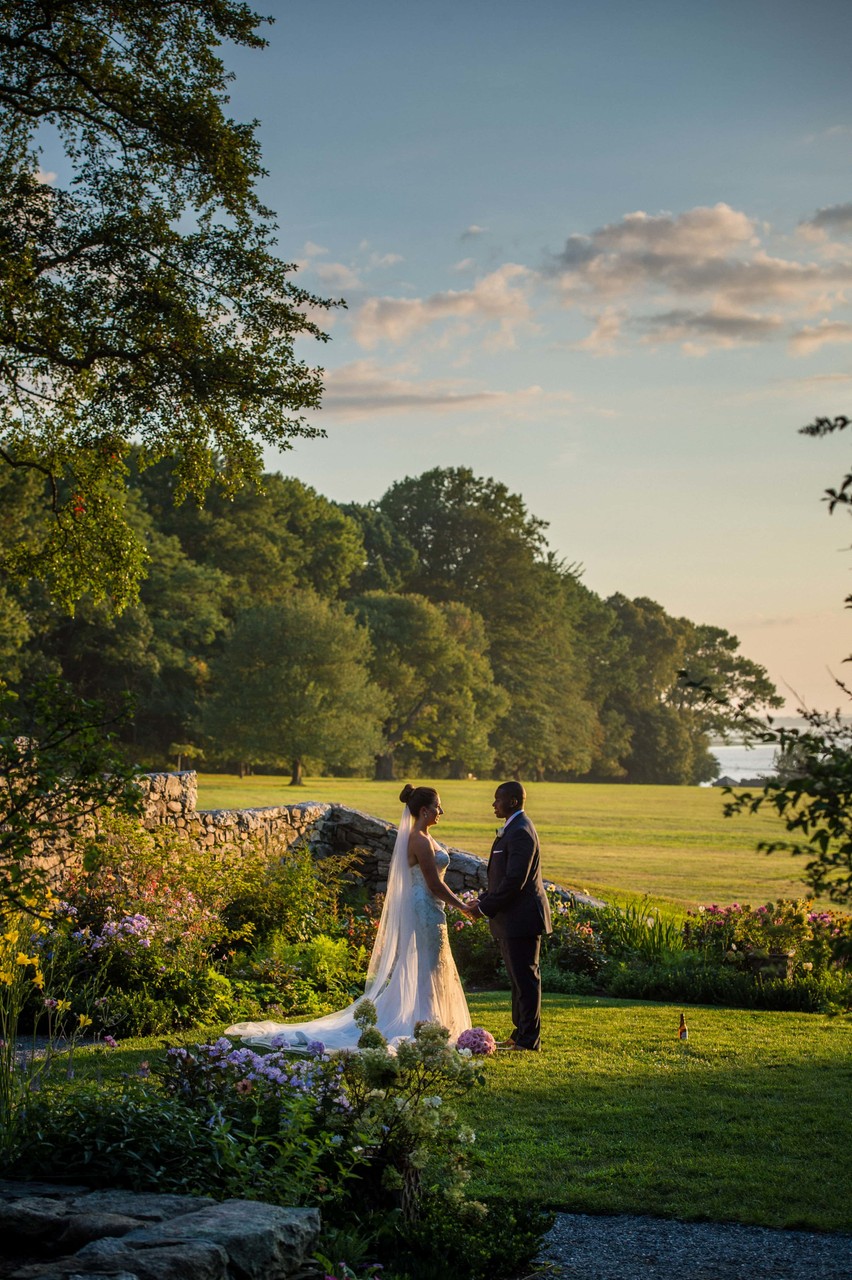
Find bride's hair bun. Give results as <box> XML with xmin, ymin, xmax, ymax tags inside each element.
<box><xmin>399</xmin><ymin>783</ymin><xmax>439</xmax><ymax>817</ymax></box>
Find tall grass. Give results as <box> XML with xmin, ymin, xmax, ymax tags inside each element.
<box><xmin>592</xmin><ymin>897</ymin><xmax>685</xmax><ymax>960</ymax></box>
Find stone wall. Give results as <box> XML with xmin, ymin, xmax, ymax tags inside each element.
<box><xmin>138</xmin><ymin>772</ymin><xmax>600</xmax><ymax>906</ymax></box>
<box><xmin>139</xmin><ymin>772</ymin><xmax>489</xmax><ymax>896</ymax></box>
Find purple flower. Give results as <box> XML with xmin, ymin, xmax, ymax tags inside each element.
<box><xmin>103</xmin><ymin>1035</ymin><xmax>117</xmax><ymax>1048</ymax></box>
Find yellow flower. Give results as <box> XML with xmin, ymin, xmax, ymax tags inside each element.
<box><xmin>32</xmin><ymin>970</ymin><xmax>44</xmax><ymax>988</ymax></box>
<box><xmin>15</xmin><ymin>953</ymin><xmax>36</xmax><ymax>967</ymax></box>
<box><xmin>77</xmin><ymin>1013</ymin><xmax>92</xmax><ymax>1029</ymax></box>
<box><xmin>0</xmin><ymin>970</ymin><xmax>13</xmax><ymax>985</ymax></box>
<box><xmin>3</xmin><ymin>931</ymin><xmax>19</xmax><ymax>945</ymax></box>
<box><xmin>56</xmin><ymin>999</ymin><xmax>71</xmax><ymax>1013</ymax></box>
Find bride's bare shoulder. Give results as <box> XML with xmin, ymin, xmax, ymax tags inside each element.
<box><xmin>407</xmin><ymin>829</ymin><xmax>433</xmax><ymax>865</ymax></box>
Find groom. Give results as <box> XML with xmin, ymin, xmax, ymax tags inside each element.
<box><xmin>472</xmin><ymin>781</ymin><xmax>552</xmax><ymax>1051</ymax></box>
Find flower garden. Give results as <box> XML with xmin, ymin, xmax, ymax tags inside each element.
<box><xmin>1</xmin><ymin>805</ymin><xmax>850</xmax><ymax>1279</ymax></box>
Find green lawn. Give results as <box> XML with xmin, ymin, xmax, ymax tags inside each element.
<box><xmin>65</xmin><ymin>995</ymin><xmax>852</xmax><ymax>1232</ymax></box>
<box><xmin>460</xmin><ymin>993</ymin><xmax>852</xmax><ymax>1231</ymax></box>
<box><xmin>195</xmin><ymin>775</ymin><xmax>816</xmax><ymax>909</ymax></box>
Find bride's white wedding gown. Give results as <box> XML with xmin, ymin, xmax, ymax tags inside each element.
<box><xmin>226</xmin><ymin>817</ymin><xmax>472</xmax><ymax>1052</ymax></box>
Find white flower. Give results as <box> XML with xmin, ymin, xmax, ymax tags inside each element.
<box><xmin>457</xmin><ymin>1046</ymin><xmax>472</xmax><ymax>1058</ymax></box>
<box><xmin>424</xmin><ymin>1095</ymin><xmax>443</xmax><ymax>1108</ymax></box>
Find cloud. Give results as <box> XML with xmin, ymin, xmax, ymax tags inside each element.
<box><xmin>367</xmin><ymin>251</ymin><xmax>403</xmax><ymax>269</ymax></box>
<box><xmin>803</xmin><ymin>124</ymin><xmax>852</xmax><ymax>145</ymax></box>
<box><xmin>313</xmin><ymin>261</ymin><xmax>363</xmax><ymax>291</ymax></box>
<box><xmin>34</xmin><ymin>168</ymin><xmax>57</xmax><ymax>184</ymax></box>
<box><xmin>789</xmin><ymin>319</ymin><xmax>852</xmax><ymax>356</ymax></box>
<box><xmin>572</xmin><ymin>307</ymin><xmax>625</xmax><ymax>355</ymax></box>
<box><xmin>549</xmin><ymin>205</ymin><xmax>845</xmax><ymax>308</ymax></box>
<box><xmin>544</xmin><ymin>202</ymin><xmax>852</xmax><ymax>351</ymax></box>
<box><xmin>302</xmin><ymin>241</ymin><xmax>329</xmax><ymax>257</ymax></box>
<box><xmin>319</xmin><ymin>359</ymin><xmax>568</xmax><ymax>419</ymax></box>
<box><xmin>550</xmin><ymin>204</ymin><xmax>757</xmax><ymax>281</ymax></box>
<box><xmin>352</xmin><ymin>264</ymin><xmax>533</xmax><ymax>349</ymax></box>
<box><xmin>800</xmin><ymin>203</ymin><xmax>852</xmax><ymax>238</ymax></box>
<box><xmin>461</xmin><ymin>224</ymin><xmax>488</xmax><ymax>240</ymax></box>
<box><xmin>454</xmin><ymin>257</ymin><xmax>476</xmax><ymax>272</ymax></box>
<box><xmin>639</xmin><ymin>306</ymin><xmax>783</xmax><ymax>349</ymax></box>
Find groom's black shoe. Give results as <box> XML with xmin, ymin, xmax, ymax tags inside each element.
<box><xmin>495</xmin><ymin>1038</ymin><xmax>516</xmax><ymax>1049</ymax></box>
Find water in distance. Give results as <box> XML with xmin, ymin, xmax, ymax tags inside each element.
<box><xmin>710</xmin><ymin>742</ymin><xmax>777</xmax><ymax>782</ymax></box>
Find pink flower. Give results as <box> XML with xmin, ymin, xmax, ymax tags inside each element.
<box><xmin>103</xmin><ymin>1035</ymin><xmax>117</xmax><ymax>1048</ymax></box>
<box><xmin>235</xmin><ymin>1079</ymin><xmax>253</xmax><ymax>1095</ymax></box>
<box><xmin>456</xmin><ymin>1027</ymin><xmax>497</xmax><ymax>1056</ymax></box>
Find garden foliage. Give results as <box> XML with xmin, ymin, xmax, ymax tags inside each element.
<box><xmin>6</xmin><ymin>1003</ymin><xmax>550</xmax><ymax>1280</ymax></box>
<box><xmin>448</xmin><ymin>889</ymin><xmax>852</xmax><ymax>1013</ymax></box>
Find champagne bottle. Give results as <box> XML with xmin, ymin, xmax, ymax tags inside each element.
<box><xmin>678</xmin><ymin>1012</ymin><xmax>688</xmax><ymax>1041</ymax></box>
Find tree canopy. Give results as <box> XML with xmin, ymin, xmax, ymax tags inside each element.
<box><xmin>204</xmin><ymin>595</ymin><xmax>387</xmax><ymax>785</ymax></box>
<box><xmin>0</xmin><ymin>1</ymin><xmax>335</xmax><ymax>609</ymax></box>
<box><xmin>1</xmin><ymin>460</ymin><xmax>781</xmax><ymax>784</ymax></box>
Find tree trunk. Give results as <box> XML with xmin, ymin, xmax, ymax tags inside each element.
<box><xmin>374</xmin><ymin>751</ymin><xmax>395</xmax><ymax>781</ymax></box>
<box><xmin>289</xmin><ymin>757</ymin><xmax>304</xmax><ymax>786</ymax></box>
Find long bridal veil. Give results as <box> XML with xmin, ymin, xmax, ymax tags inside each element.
<box><xmin>226</xmin><ymin>805</ymin><xmax>457</xmax><ymax>1051</ymax></box>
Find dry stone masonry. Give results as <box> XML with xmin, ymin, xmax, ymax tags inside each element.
<box><xmin>0</xmin><ymin>1181</ymin><xmax>320</xmax><ymax>1280</ymax></box>
<box><xmin>139</xmin><ymin>772</ymin><xmax>489</xmax><ymax>896</ymax></box>
<box><xmin>139</xmin><ymin>772</ymin><xmax>599</xmax><ymax>906</ymax></box>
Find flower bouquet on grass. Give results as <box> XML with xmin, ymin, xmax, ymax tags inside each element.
<box><xmin>455</xmin><ymin>1027</ymin><xmax>496</xmax><ymax>1056</ymax></box>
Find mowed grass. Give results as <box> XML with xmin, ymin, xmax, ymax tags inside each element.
<box><xmin>195</xmin><ymin>775</ymin><xmax>816</xmax><ymax>909</ymax></box>
<box><xmin>460</xmin><ymin>993</ymin><xmax>852</xmax><ymax>1231</ymax></box>
<box><xmin>68</xmin><ymin>996</ymin><xmax>852</xmax><ymax>1231</ymax></box>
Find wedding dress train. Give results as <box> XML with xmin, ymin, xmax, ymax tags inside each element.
<box><xmin>225</xmin><ymin>808</ymin><xmax>471</xmax><ymax>1051</ymax></box>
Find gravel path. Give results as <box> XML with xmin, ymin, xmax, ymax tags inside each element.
<box><xmin>537</xmin><ymin>1212</ymin><xmax>852</xmax><ymax>1280</ymax></box>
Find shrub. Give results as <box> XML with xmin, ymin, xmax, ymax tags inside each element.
<box><xmin>590</xmin><ymin>896</ymin><xmax>684</xmax><ymax>962</ymax></box>
<box><xmin>683</xmin><ymin>898</ymin><xmax>852</xmax><ymax>976</ymax></box>
<box><xmin>545</xmin><ymin>902</ymin><xmax>608</xmax><ymax>976</ymax></box>
<box><xmin>388</xmin><ymin>1194</ymin><xmax>554</xmax><ymax>1280</ymax></box>
<box><xmin>222</xmin><ymin>840</ymin><xmax>362</xmax><ymax>948</ymax></box>
<box><xmin>7</xmin><ymin>1080</ymin><xmax>231</xmax><ymax>1193</ymax></box>
<box><xmin>447</xmin><ymin>901</ymin><xmax>503</xmax><ymax>987</ymax></box>
<box><xmin>601</xmin><ymin>950</ymin><xmax>852</xmax><ymax>1012</ymax></box>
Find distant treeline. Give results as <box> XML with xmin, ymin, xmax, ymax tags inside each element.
<box><xmin>1</xmin><ymin>461</ymin><xmax>781</xmax><ymax>784</ymax></box>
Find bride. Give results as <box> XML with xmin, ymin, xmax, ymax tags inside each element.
<box><xmin>225</xmin><ymin>784</ymin><xmax>474</xmax><ymax>1050</ymax></box>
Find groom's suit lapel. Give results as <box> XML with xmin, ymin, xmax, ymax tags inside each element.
<box><xmin>487</xmin><ymin>825</ymin><xmax>507</xmax><ymax>888</ymax></box>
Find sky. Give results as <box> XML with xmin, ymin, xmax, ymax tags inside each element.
<box><xmin>222</xmin><ymin>0</ymin><xmax>852</xmax><ymax>710</ymax></box>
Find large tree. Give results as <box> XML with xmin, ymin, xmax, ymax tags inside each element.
<box><xmin>375</xmin><ymin>467</ymin><xmax>602</xmax><ymax>777</ymax></box>
<box><xmin>204</xmin><ymin>594</ymin><xmax>386</xmax><ymax>785</ymax></box>
<box><xmin>138</xmin><ymin>466</ymin><xmax>364</xmax><ymax>610</ymax></box>
<box><xmin>0</xmin><ymin>1</ymin><xmax>335</xmax><ymax>610</ymax></box>
<box><xmin>349</xmin><ymin>591</ymin><xmax>507</xmax><ymax>780</ymax></box>
<box><xmin>597</xmin><ymin>596</ymin><xmax>780</xmax><ymax>784</ymax></box>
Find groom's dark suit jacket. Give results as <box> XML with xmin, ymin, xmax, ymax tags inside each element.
<box><xmin>478</xmin><ymin>812</ymin><xmax>552</xmax><ymax>940</ymax></box>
